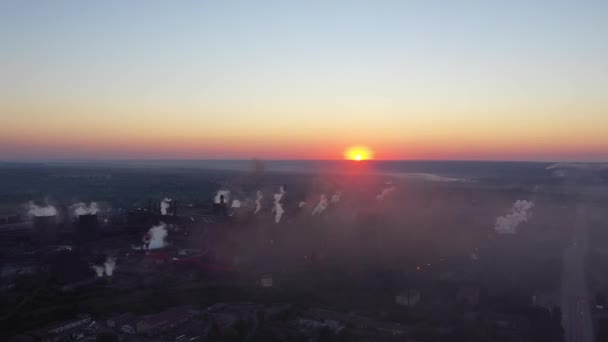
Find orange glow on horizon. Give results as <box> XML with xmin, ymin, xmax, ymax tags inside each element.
<box><xmin>345</xmin><ymin>146</ymin><xmax>374</xmax><ymax>161</ymax></box>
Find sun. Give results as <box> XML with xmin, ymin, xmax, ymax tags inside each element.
<box><xmin>344</xmin><ymin>146</ymin><xmax>374</xmax><ymax>161</ymax></box>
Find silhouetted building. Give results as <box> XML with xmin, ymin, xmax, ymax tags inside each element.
<box><xmin>213</xmin><ymin>195</ymin><xmax>228</xmax><ymax>216</ymax></box>
<box><xmin>33</xmin><ymin>215</ymin><xmax>57</xmax><ymax>245</ymax></box>
<box><xmin>77</xmin><ymin>214</ymin><xmax>98</xmax><ymax>240</ymax></box>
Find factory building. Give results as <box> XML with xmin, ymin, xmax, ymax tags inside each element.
<box><xmin>33</xmin><ymin>215</ymin><xmax>58</xmax><ymax>245</ymax></box>
<box><xmin>77</xmin><ymin>213</ymin><xmax>98</xmax><ymax>241</ymax></box>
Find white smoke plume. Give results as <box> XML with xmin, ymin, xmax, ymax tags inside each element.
<box><xmin>494</xmin><ymin>200</ymin><xmax>535</xmax><ymax>234</ymax></box>
<box><xmin>254</xmin><ymin>191</ymin><xmax>263</xmax><ymax>214</ymax></box>
<box><xmin>92</xmin><ymin>265</ymin><xmax>105</xmax><ymax>278</ymax></box>
<box><xmin>27</xmin><ymin>201</ymin><xmax>57</xmax><ymax>217</ymax></box>
<box><xmin>160</xmin><ymin>197</ymin><xmax>171</xmax><ymax>215</ymax></box>
<box><xmin>299</xmin><ymin>201</ymin><xmax>307</xmax><ymax>208</ymax></box>
<box><xmin>376</xmin><ymin>186</ymin><xmax>395</xmax><ymax>201</ymax></box>
<box><xmin>214</xmin><ymin>190</ymin><xmax>230</xmax><ymax>204</ymax></box>
<box><xmin>104</xmin><ymin>256</ymin><xmax>117</xmax><ymax>276</ymax></box>
<box><xmin>231</xmin><ymin>200</ymin><xmax>242</xmax><ymax>208</ymax></box>
<box><xmin>312</xmin><ymin>194</ymin><xmax>329</xmax><ymax>216</ymax></box>
<box><xmin>148</xmin><ymin>223</ymin><xmax>168</xmax><ymax>249</ymax></box>
<box><xmin>330</xmin><ymin>191</ymin><xmax>341</xmax><ymax>204</ymax></box>
<box><xmin>546</xmin><ymin>162</ymin><xmax>608</xmax><ymax>170</ymax></box>
<box><xmin>273</xmin><ymin>186</ymin><xmax>286</xmax><ymax>223</ymax></box>
<box><xmin>72</xmin><ymin>202</ymin><xmax>98</xmax><ymax>216</ymax></box>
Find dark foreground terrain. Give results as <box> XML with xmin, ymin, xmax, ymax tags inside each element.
<box><xmin>1</xmin><ymin>161</ymin><xmax>607</xmax><ymax>341</ymax></box>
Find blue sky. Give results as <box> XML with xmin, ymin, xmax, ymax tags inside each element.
<box><xmin>1</xmin><ymin>1</ymin><xmax>607</xmax><ymax>161</ymax></box>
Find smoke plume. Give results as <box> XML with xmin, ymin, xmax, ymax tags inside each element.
<box><xmin>231</xmin><ymin>200</ymin><xmax>242</xmax><ymax>208</ymax></box>
<box><xmin>160</xmin><ymin>197</ymin><xmax>171</xmax><ymax>215</ymax></box>
<box><xmin>273</xmin><ymin>186</ymin><xmax>286</xmax><ymax>223</ymax></box>
<box><xmin>104</xmin><ymin>256</ymin><xmax>117</xmax><ymax>276</ymax></box>
<box><xmin>331</xmin><ymin>191</ymin><xmax>341</xmax><ymax>204</ymax></box>
<box><xmin>376</xmin><ymin>186</ymin><xmax>395</xmax><ymax>201</ymax></box>
<box><xmin>72</xmin><ymin>202</ymin><xmax>98</xmax><ymax>216</ymax></box>
<box><xmin>27</xmin><ymin>201</ymin><xmax>57</xmax><ymax>217</ymax></box>
<box><xmin>254</xmin><ymin>191</ymin><xmax>263</xmax><ymax>214</ymax></box>
<box><xmin>312</xmin><ymin>194</ymin><xmax>329</xmax><ymax>216</ymax></box>
<box><xmin>92</xmin><ymin>256</ymin><xmax>117</xmax><ymax>277</ymax></box>
<box><xmin>214</xmin><ymin>190</ymin><xmax>230</xmax><ymax>204</ymax></box>
<box><xmin>494</xmin><ymin>200</ymin><xmax>535</xmax><ymax>234</ymax></box>
<box><xmin>92</xmin><ymin>265</ymin><xmax>105</xmax><ymax>277</ymax></box>
<box><xmin>148</xmin><ymin>223</ymin><xmax>168</xmax><ymax>249</ymax></box>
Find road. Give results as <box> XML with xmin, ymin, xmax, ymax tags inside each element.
<box><xmin>561</xmin><ymin>204</ymin><xmax>595</xmax><ymax>342</ymax></box>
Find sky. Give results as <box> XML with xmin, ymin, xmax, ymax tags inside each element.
<box><xmin>1</xmin><ymin>1</ymin><xmax>607</xmax><ymax>161</ymax></box>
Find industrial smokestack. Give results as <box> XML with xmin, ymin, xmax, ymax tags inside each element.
<box><xmin>214</xmin><ymin>190</ymin><xmax>230</xmax><ymax>204</ymax></box>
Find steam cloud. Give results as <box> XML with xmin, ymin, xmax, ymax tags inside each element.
<box><xmin>92</xmin><ymin>256</ymin><xmax>117</xmax><ymax>277</ymax></box>
<box><xmin>214</xmin><ymin>190</ymin><xmax>230</xmax><ymax>204</ymax></box>
<box><xmin>273</xmin><ymin>186</ymin><xmax>286</xmax><ymax>223</ymax></box>
<box><xmin>73</xmin><ymin>202</ymin><xmax>98</xmax><ymax>216</ymax></box>
<box><xmin>92</xmin><ymin>265</ymin><xmax>104</xmax><ymax>277</ymax></box>
<box><xmin>312</xmin><ymin>194</ymin><xmax>328</xmax><ymax>216</ymax></box>
<box><xmin>231</xmin><ymin>200</ymin><xmax>242</xmax><ymax>208</ymax></box>
<box><xmin>494</xmin><ymin>200</ymin><xmax>535</xmax><ymax>234</ymax></box>
<box><xmin>160</xmin><ymin>197</ymin><xmax>171</xmax><ymax>215</ymax></box>
<box><xmin>148</xmin><ymin>223</ymin><xmax>168</xmax><ymax>249</ymax></box>
<box><xmin>104</xmin><ymin>256</ymin><xmax>117</xmax><ymax>276</ymax></box>
<box><xmin>254</xmin><ymin>191</ymin><xmax>263</xmax><ymax>214</ymax></box>
<box><xmin>376</xmin><ymin>185</ymin><xmax>395</xmax><ymax>201</ymax></box>
<box><xmin>330</xmin><ymin>191</ymin><xmax>341</xmax><ymax>204</ymax></box>
<box><xmin>27</xmin><ymin>201</ymin><xmax>57</xmax><ymax>217</ymax></box>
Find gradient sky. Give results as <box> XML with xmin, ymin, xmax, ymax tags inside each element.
<box><xmin>1</xmin><ymin>1</ymin><xmax>607</xmax><ymax>161</ymax></box>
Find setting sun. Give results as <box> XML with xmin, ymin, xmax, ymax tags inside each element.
<box><xmin>345</xmin><ymin>146</ymin><xmax>374</xmax><ymax>161</ymax></box>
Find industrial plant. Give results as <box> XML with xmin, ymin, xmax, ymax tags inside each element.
<box><xmin>1</xmin><ymin>160</ymin><xmax>606</xmax><ymax>341</ymax></box>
